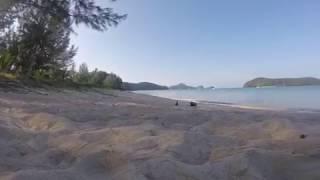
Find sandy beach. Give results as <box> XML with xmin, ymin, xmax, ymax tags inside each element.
<box><xmin>0</xmin><ymin>88</ymin><xmax>320</xmax><ymax>180</ymax></box>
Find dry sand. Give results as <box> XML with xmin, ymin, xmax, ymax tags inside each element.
<box><xmin>0</xmin><ymin>88</ymin><xmax>320</xmax><ymax>180</ymax></box>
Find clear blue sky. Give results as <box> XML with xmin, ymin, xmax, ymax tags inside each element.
<box><xmin>71</xmin><ymin>0</ymin><xmax>320</xmax><ymax>88</ymax></box>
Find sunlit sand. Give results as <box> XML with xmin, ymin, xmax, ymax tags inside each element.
<box><xmin>1</xmin><ymin>89</ymin><xmax>320</xmax><ymax>180</ymax></box>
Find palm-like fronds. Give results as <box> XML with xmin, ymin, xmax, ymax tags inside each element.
<box><xmin>0</xmin><ymin>51</ymin><xmax>14</xmax><ymax>72</ymax></box>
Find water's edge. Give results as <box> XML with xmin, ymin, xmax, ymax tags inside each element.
<box><xmin>134</xmin><ymin>87</ymin><xmax>320</xmax><ymax>113</ymax></box>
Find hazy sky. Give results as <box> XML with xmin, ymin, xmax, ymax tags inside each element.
<box><xmin>71</xmin><ymin>0</ymin><xmax>320</xmax><ymax>88</ymax></box>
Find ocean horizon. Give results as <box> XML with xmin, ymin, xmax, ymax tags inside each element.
<box><xmin>135</xmin><ymin>86</ymin><xmax>320</xmax><ymax>111</ymax></box>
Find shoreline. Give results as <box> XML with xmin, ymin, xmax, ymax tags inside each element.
<box><xmin>133</xmin><ymin>90</ymin><xmax>320</xmax><ymax>114</ymax></box>
<box><xmin>133</xmin><ymin>91</ymin><xmax>320</xmax><ymax>113</ymax></box>
<box><xmin>133</xmin><ymin>91</ymin><xmax>273</xmax><ymax>110</ymax></box>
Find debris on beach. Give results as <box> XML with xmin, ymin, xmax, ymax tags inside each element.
<box><xmin>300</xmin><ymin>134</ymin><xmax>307</xmax><ymax>139</ymax></box>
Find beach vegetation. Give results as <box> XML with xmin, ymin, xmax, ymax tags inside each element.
<box><xmin>0</xmin><ymin>0</ymin><xmax>125</xmax><ymax>89</ymax></box>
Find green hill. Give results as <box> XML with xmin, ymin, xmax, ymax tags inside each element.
<box><xmin>169</xmin><ymin>83</ymin><xmax>195</xmax><ymax>90</ymax></box>
<box><xmin>122</xmin><ymin>82</ymin><xmax>168</xmax><ymax>91</ymax></box>
<box><xmin>244</xmin><ymin>77</ymin><xmax>320</xmax><ymax>88</ymax></box>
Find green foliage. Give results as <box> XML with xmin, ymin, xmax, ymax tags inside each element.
<box><xmin>2</xmin><ymin>0</ymin><xmax>127</xmax><ymax>32</ymax></box>
<box><xmin>244</xmin><ymin>77</ymin><xmax>320</xmax><ymax>88</ymax></box>
<box><xmin>0</xmin><ymin>51</ymin><xmax>14</xmax><ymax>72</ymax></box>
<box><xmin>76</xmin><ymin>63</ymin><xmax>90</xmax><ymax>84</ymax></box>
<box><xmin>0</xmin><ymin>0</ymin><xmax>125</xmax><ymax>89</ymax></box>
<box><xmin>15</xmin><ymin>1</ymin><xmax>76</xmax><ymax>77</ymax></box>
<box><xmin>89</xmin><ymin>69</ymin><xmax>108</xmax><ymax>86</ymax></box>
<box><xmin>103</xmin><ymin>73</ymin><xmax>122</xmax><ymax>89</ymax></box>
<box><xmin>72</xmin><ymin>64</ymin><xmax>123</xmax><ymax>89</ymax></box>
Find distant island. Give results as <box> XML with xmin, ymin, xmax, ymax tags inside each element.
<box><xmin>170</xmin><ymin>83</ymin><xmax>214</xmax><ymax>90</ymax></box>
<box><xmin>122</xmin><ymin>82</ymin><xmax>168</xmax><ymax>91</ymax></box>
<box><xmin>169</xmin><ymin>83</ymin><xmax>195</xmax><ymax>90</ymax></box>
<box><xmin>244</xmin><ymin>77</ymin><xmax>320</xmax><ymax>88</ymax></box>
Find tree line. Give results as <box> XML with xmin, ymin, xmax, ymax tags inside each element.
<box><xmin>72</xmin><ymin>63</ymin><xmax>122</xmax><ymax>89</ymax></box>
<box><xmin>0</xmin><ymin>0</ymin><xmax>125</xmax><ymax>89</ymax></box>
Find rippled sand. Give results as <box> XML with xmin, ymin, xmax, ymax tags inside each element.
<box><xmin>0</xmin><ymin>89</ymin><xmax>320</xmax><ymax>180</ymax></box>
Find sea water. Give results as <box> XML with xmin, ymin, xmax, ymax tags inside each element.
<box><xmin>135</xmin><ymin>86</ymin><xmax>320</xmax><ymax>110</ymax></box>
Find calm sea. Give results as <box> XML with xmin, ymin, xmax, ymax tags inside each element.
<box><xmin>135</xmin><ymin>86</ymin><xmax>320</xmax><ymax>110</ymax></box>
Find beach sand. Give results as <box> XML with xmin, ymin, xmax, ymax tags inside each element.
<box><xmin>0</xmin><ymin>88</ymin><xmax>320</xmax><ymax>180</ymax></box>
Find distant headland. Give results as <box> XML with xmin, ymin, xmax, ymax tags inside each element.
<box><xmin>169</xmin><ymin>83</ymin><xmax>214</xmax><ymax>90</ymax></box>
<box><xmin>123</xmin><ymin>82</ymin><xmax>214</xmax><ymax>91</ymax></box>
<box><xmin>122</xmin><ymin>82</ymin><xmax>168</xmax><ymax>91</ymax></box>
<box><xmin>244</xmin><ymin>77</ymin><xmax>320</xmax><ymax>88</ymax></box>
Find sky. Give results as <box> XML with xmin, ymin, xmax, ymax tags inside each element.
<box><xmin>71</xmin><ymin>0</ymin><xmax>320</xmax><ymax>88</ymax></box>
